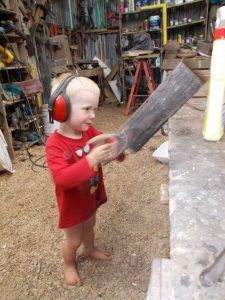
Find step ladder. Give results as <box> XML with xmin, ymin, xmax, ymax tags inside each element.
<box><xmin>124</xmin><ymin>59</ymin><xmax>156</xmax><ymax>116</ymax></box>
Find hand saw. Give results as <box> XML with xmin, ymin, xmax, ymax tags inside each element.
<box><xmin>88</xmin><ymin>62</ymin><xmax>204</xmax><ymax>156</ymax></box>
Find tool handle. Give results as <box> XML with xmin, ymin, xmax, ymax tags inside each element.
<box><xmin>199</xmin><ymin>247</ymin><xmax>225</xmax><ymax>287</ymax></box>
<box><xmin>86</xmin><ymin>133</ymin><xmax>116</xmax><ymax>146</ymax></box>
<box><xmin>87</xmin><ymin>134</ymin><xmax>125</xmax><ymax>162</ymax></box>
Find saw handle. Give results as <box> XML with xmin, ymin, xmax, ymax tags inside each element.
<box><xmin>87</xmin><ymin>134</ymin><xmax>125</xmax><ymax>162</ymax></box>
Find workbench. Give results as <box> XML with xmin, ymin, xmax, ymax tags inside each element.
<box><xmin>162</xmin><ymin>56</ymin><xmax>211</xmax><ymax>82</ymax></box>
<box><xmin>147</xmin><ymin>97</ymin><xmax>225</xmax><ymax>299</ymax></box>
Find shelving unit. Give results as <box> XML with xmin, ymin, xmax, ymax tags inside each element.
<box><xmin>0</xmin><ymin>1</ymin><xmax>41</xmax><ymax>160</ymax></box>
<box><xmin>166</xmin><ymin>0</ymin><xmax>209</xmax><ymax>42</ymax></box>
<box><xmin>76</xmin><ymin>0</ymin><xmax>120</xmax><ymax>69</ymax></box>
<box><xmin>119</xmin><ymin>4</ymin><xmax>167</xmax><ymax>101</ymax></box>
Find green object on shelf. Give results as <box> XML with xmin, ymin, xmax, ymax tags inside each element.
<box><xmin>96</xmin><ymin>1</ymin><xmax>101</xmax><ymax>29</ymax></box>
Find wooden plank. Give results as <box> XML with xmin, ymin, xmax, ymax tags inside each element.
<box><xmin>193</xmin><ymin>80</ymin><xmax>208</xmax><ymax>98</ymax></box>
<box><xmin>197</xmin><ymin>41</ymin><xmax>213</xmax><ymax>56</ymax></box>
<box><xmin>106</xmin><ymin>63</ymin><xmax>119</xmax><ymax>81</ymax></box>
<box><xmin>162</xmin><ymin>57</ymin><xmax>211</xmax><ymax>70</ymax></box>
<box><xmin>13</xmin><ymin>78</ymin><xmax>43</xmax><ymax>95</ymax></box>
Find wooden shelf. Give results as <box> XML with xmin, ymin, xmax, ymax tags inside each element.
<box><xmin>167</xmin><ymin>0</ymin><xmax>206</xmax><ymax>9</ymax></box>
<box><xmin>3</xmin><ymin>98</ymin><xmax>22</xmax><ymax>105</ymax></box>
<box><xmin>0</xmin><ymin>66</ymin><xmax>27</xmax><ymax>71</ymax></box>
<box><xmin>0</xmin><ymin>33</ymin><xmax>22</xmax><ymax>43</ymax></box>
<box><xmin>83</xmin><ymin>28</ymin><xmax>119</xmax><ymax>34</ymax></box>
<box><xmin>121</xmin><ymin>29</ymin><xmax>161</xmax><ymax>35</ymax></box>
<box><xmin>9</xmin><ymin>127</ymin><xmax>18</xmax><ymax>132</ymax></box>
<box><xmin>3</xmin><ymin>95</ymin><xmax>33</xmax><ymax>106</ymax></box>
<box><xmin>121</xmin><ymin>6</ymin><xmax>162</xmax><ymax>15</ymax></box>
<box><xmin>9</xmin><ymin>117</ymin><xmax>37</xmax><ymax>132</ymax></box>
<box><xmin>167</xmin><ymin>19</ymin><xmax>205</xmax><ymax>29</ymax></box>
<box><xmin>0</xmin><ymin>7</ymin><xmax>17</xmax><ymax>20</ymax></box>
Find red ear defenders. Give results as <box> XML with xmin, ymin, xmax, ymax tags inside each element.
<box><xmin>49</xmin><ymin>75</ymin><xmax>78</xmax><ymax>123</ymax></box>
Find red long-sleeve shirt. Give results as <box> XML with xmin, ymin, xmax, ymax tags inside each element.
<box><xmin>46</xmin><ymin>127</ymin><xmax>107</xmax><ymax>229</ymax></box>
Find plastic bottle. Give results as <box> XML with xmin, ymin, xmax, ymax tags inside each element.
<box><xmin>202</xmin><ymin>8</ymin><xmax>225</xmax><ymax>141</ymax></box>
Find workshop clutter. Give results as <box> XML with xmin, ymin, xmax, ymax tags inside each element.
<box><xmin>120</xmin><ymin>0</ymin><xmax>163</xmax><ymax>12</ymax></box>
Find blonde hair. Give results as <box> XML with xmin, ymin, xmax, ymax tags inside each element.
<box><xmin>51</xmin><ymin>72</ymin><xmax>100</xmax><ymax>102</ymax></box>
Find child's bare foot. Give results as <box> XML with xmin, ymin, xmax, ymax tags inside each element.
<box><xmin>64</xmin><ymin>264</ymin><xmax>81</xmax><ymax>286</ymax></box>
<box><xmin>83</xmin><ymin>247</ymin><xmax>111</xmax><ymax>261</ymax></box>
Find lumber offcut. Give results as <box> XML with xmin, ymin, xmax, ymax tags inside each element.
<box><xmin>117</xmin><ymin>62</ymin><xmax>203</xmax><ymax>154</ymax></box>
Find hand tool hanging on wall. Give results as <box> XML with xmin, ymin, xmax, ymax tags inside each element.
<box><xmin>87</xmin><ymin>62</ymin><xmax>204</xmax><ymax>156</ymax></box>
<box><xmin>0</xmin><ymin>21</ymin><xmax>34</xmax><ymax>56</ymax></box>
<box><xmin>78</xmin><ymin>0</ymin><xmax>94</xmax><ymax>28</ymax></box>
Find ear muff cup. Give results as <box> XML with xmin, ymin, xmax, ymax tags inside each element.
<box><xmin>49</xmin><ymin>74</ymin><xmax>78</xmax><ymax>123</ymax></box>
<box><xmin>53</xmin><ymin>92</ymin><xmax>70</xmax><ymax>123</ymax></box>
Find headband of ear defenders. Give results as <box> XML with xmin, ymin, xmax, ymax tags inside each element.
<box><xmin>48</xmin><ymin>74</ymin><xmax>78</xmax><ymax>123</ymax></box>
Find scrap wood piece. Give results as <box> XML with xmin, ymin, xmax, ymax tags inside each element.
<box><xmin>197</xmin><ymin>40</ymin><xmax>213</xmax><ymax>57</ymax></box>
<box><xmin>116</xmin><ymin>62</ymin><xmax>204</xmax><ymax>154</ymax></box>
<box><xmin>13</xmin><ymin>78</ymin><xmax>43</xmax><ymax>95</ymax></box>
<box><xmin>192</xmin><ymin>81</ymin><xmax>209</xmax><ymax>98</ymax></box>
<box><xmin>106</xmin><ymin>63</ymin><xmax>119</xmax><ymax>81</ymax></box>
<box><xmin>122</xmin><ymin>50</ymin><xmax>154</xmax><ymax>57</ymax></box>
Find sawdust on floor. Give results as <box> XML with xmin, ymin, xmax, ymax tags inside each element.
<box><xmin>0</xmin><ymin>103</ymin><xmax>170</xmax><ymax>300</ymax></box>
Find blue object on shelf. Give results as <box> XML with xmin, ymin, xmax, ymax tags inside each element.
<box><xmin>141</xmin><ymin>0</ymin><xmax>149</xmax><ymax>6</ymax></box>
<box><xmin>2</xmin><ymin>84</ymin><xmax>23</xmax><ymax>96</ymax></box>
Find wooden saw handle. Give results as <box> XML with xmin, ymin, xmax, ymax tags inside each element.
<box><xmin>86</xmin><ymin>134</ymin><xmax>117</xmax><ymax>146</ymax></box>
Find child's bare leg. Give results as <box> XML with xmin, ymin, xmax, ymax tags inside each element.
<box><xmin>82</xmin><ymin>214</ymin><xmax>110</xmax><ymax>260</ymax></box>
<box><xmin>63</xmin><ymin>224</ymin><xmax>83</xmax><ymax>286</ymax></box>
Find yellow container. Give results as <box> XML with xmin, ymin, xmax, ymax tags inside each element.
<box><xmin>202</xmin><ymin>37</ymin><xmax>225</xmax><ymax>141</ymax></box>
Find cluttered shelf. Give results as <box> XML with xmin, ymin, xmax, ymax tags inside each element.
<box><xmin>9</xmin><ymin>116</ymin><xmax>37</xmax><ymax>133</ymax></box>
<box><xmin>3</xmin><ymin>94</ymin><xmax>35</xmax><ymax>106</ymax></box>
<box><xmin>0</xmin><ymin>7</ymin><xmax>17</xmax><ymax>20</ymax></box>
<box><xmin>83</xmin><ymin>28</ymin><xmax>119</xmax><ymax>34</ymax></box>
<box><xmin>121</xmin><ymin>3</ymin><xmax>165</xmax><ymax>15</ymax></box>
<box><xmin>166</xmin><ymin>0</ymin><xmax>206</xmax><ymax>9</ymax></box>
<box><xmin>167</xmin><ymin>19</ymin><xmax>205</xmax><ymax>29</ymax></box>
<box><xmin>121</xmin><ymin>28</ymin><xmax>161</xmax><ymax>35</ymax></box>
<box><xmin>1</xmin><ymin>66</ymin><xmax>27</xmax><ymax>70</ymax></box>
<box><xmin>0</xmin><ymin>33</ymin><xmax>22</xmax><ymax>43</ymax></box>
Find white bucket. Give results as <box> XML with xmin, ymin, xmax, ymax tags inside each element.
<box><xmin>42</xmin><ymin>105</ymin><xmax>60</xmax><ymax>136</ymax></box>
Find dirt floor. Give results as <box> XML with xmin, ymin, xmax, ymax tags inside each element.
<box><xmin>0</xmin><ymin>103</ymin><xmax>170</xmax><ymax>300</ymax></box>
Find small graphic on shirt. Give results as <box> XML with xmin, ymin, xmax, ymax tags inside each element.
<box><xmin>93</xmin><ymin>165</ymin><xmax>98</xmax><ymax>172</ymax></box>
<box><xmin>63</xmin><ymin>150</ymin><xmax>72</xmax><ymax>159</ymax></box>
<box><xmin>90</xmin><ymin>175</ymin><xmax>99</xmax><ymax>194</ymax></box>
<box><xmin>90</xmin><ymin>185</ymin><xmax>98</xmax><ymax>194</ymax></box>
<box><xmin>75</xmin><ymin>144</ymin><xmax>90</xmax><ymax>157</ymax></box>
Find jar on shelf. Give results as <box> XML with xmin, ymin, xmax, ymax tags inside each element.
<box><xmin>120</xmin><ymin>0</ymin><xmax>125</xmax><ymax>13</ymax></box>
<box><xmin>136</xmin><ymin>1</ymin><xmax>141</xmax><ymax>11</ymax></box>
<box><xmin>141</xmin><ymin>0</ymin><xmax>149</xmax><ymax>6</ymax></box>
<box><xmin>143</xmin><ymin>19</ymin><xmax>149</xmax><ymax>30</ymax></box>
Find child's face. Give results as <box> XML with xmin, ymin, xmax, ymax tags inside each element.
<box><xmin>68</xmin><ymin>90</ymin><xmax>99</xmax><ymax>132</ymax></box>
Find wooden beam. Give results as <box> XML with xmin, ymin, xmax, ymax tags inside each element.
<box><xmin>162</xmin><ymin>57</ymin><xmax>211</xmax><ymax>70</ymax></box>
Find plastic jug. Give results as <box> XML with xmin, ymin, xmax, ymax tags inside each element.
<box><xmin>202</xmin><ymin>8</ymin><xmax>225</xmax><ymax>141</ymax></box>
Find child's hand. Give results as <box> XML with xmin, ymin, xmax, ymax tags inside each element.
<box><xmin>86</xmin><ymin>142</ymin><xmax>118</xmax><ymax>167</ymax></box>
